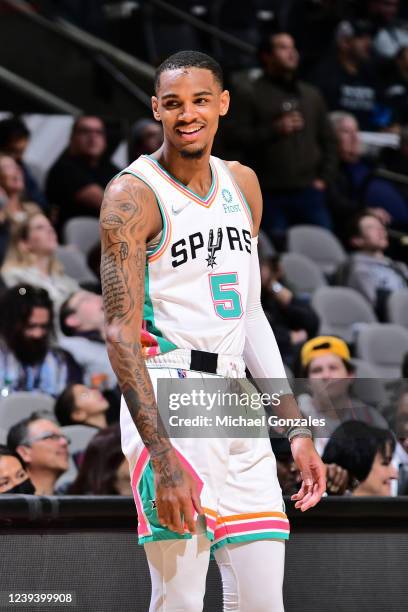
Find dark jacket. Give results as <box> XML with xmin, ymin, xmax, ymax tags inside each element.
<box><xmin>225</xmin><ymin>73</ymin><xmax>337</xmax><ymax>191</ymax></box>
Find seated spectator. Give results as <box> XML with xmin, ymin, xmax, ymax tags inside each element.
<box><xmin>341</xmin><ymin>210</ymin><xmax>408</xmax><ymax>317</ymax></box>
<box><xmin>54</xmin><ymin>384</ymin><xmax>109</xmax><ymax>428</ymax></box>
<box><xmin>298</xmin><ymin>335</ymin><xmax>389</xmax><ymax>455</ymax></box>
<box><xmin>225</xmin><ymin>32</ymin><xmax>337</xmax><ymax>233</ymax></box>
<box><xmin>0</xmin><ymin>285</ymin><xmax>82</xmax><ymax>396</ymax></box>
<box><xmin>0</xmin><ymin>155</ymin><xmax>42</xmax><ymax>264</ymax></box>
<box><xmin>68</xmin><ymin>424</ymin><xmax>131</xmax><ymax>495</ymax></box>
<box><xmin>1</xmin><ymin>212</ymin><xmax>79</xmax><ymax>315</ymax></box>
<box><xmin>7</xmin><ymin>412</ymin><xmax>70</xmax><ymax>495</ymax></box>
<box><xmin>380</xmin><ymin>46</ymin><xmax>408</xmax><ymax>127</ymax></box>
<box><xmin>0</xmin><ymin>445</ymin><xmax>35</xmax><ymax>494</ymax></box>
<box><xmin>379</xmin><ymin>125</ymin><xmax>408</xmax><ymax>203</ymax></box>
<box><xmin>0</xmin><ymin>116</ymin><xmax>47</xmax><ymax>209</ymax></box>
<box><xmin>322</xmin><ymin>420</ymin><xmax>397</xmax><ymax>496</ymax></box>
<box><xmin>129</xmin><ymin>118</ymin><xmax>163</xmax><ymax>162</ymax></box>
<box><xmin>59</xmin><ymin>290</ymin><xmax>117</xmax><ymax>389</ymax></box>
<box><xmin>45</xmin><ymin>116</ymin><xmax>118</xmax><ymax>233</ymax></box>
<box><xmin>270</xmin><ymin>437</ymin><xmax>349</xmax><ymax>496</ymax></box>
<box><xmin>307</xmin><ymin>20</ymin><xmax>381</xmax><ymax>130</ymax></box>
<box><xmin>260</xmin><ymin>255</ymin><xmax>319</xmax><ymax>368</ymax></box>
<box><xmin>364</xmin><ymin>0</ymin><xmax>408</xmax><ymax>59</ymax></box>
<box><xmin>328</xmin><ymin>112</ymin><xmax>408</xmax><ymax>231</ymax></box>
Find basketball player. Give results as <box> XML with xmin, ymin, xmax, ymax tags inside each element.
<box><xmin>100</xmin><ymin>51</ymin><xmax>326</xmax><ymax>611</ymax></box>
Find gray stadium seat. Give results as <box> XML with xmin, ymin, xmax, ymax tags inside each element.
<box><xmin>258</xmin><ymin>229</ymin><xmax>276</xmax><ymax>258</ymax></box>
<box><xmin>56</xmin><ymin>424</ymin><xmax>98</xmax><ymax>489</ymax></box>
<box><xmin>281</xmin><ymin>252</ymin><xmax>327</xmax><ymax>295</ymax></box>
<box><xmin>355</xmin><ymin>324</ymin><xmax>408</xmax><ymax>378</ymax></box>
<box><xmin>312</xmin><ymin>287</ymin><xmax>377</xmax><ymax>344</ymax></box>
<box><xmin>349</xmin><ymin>358</ymin><xmax>388</xmax><ymax>407</ymax></box>
<box><xmin>387</xmin><ymin>289</ymin><xmax>408</xmax><ymax>328</ymax></box>
<box><xmin>288</xmin><ymin>225</ymin><xmax>347</xmax><ymax>275</ymax></box>
<box><xmin>56</xmin><ymin>245</ymin><xmax>98</xmax><ymax>284</ymax></box>
<box><xmin>0</xmin><ymin>392</ymin><xmax>55</xmax><ymax>433</ymax></box>
<box><xmin>63</xmin><ymin>216</ymin><xmax>100</xmax><ymax>256</ymax></box>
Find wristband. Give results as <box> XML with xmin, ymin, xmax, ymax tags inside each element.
<box><xmin>287</xmin><ymin>426</ymin><xmax>313</xmax><ymax>443</ymax></box>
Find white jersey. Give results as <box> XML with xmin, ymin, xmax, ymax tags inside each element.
<box><xmin>118</xmin><ymin>154</ymin><xmax>253</xmax><ymax>358</ymax></box>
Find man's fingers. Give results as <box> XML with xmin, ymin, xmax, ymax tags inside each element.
<box><xmin>191</xmin><ymin>487</ymin><xmax>203</xmax><ymax>516</ymax></box>
<box><xmin>181</xmin><ymin>498</ymin><xmax>196</xmax><ymax>534</ymax></box>
<box><xmin>169</xmin><ymin>503</ymin><xmax>185</xmax><ymax>535</ymax></box>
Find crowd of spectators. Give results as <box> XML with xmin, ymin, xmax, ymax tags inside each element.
<box><xmin>1</xmin><ymin>0</ymin><xmax>408</xmax><ymax>501</ymax></box>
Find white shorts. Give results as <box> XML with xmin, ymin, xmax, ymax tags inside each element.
<box><xmin>120</xmin><ymin>350</ymin><xmax>290</xmax><ymax>553</ymax></box>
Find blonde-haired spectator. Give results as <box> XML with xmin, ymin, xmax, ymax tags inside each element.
<box><xmin>1</xmin><ymin>212</ymin><xmax>79</xmax><ymax>314</ymax></box>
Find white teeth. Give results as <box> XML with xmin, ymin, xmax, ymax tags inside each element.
<box><xmin>178</xmin><ymin>127</ymin><xmax>202</xmax><ymax>134</ymax></box>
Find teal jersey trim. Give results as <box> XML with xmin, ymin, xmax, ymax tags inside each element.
<box><xmin>113</xmin><ymin>168</ymin><xmax>168</xmax><ymax>258</ymax></box>
<box><xmin>144</xmin><ymin>154</ymin><xmax>216</xmax><ymax>203</ymax></box>
<box><xmin>144</xmin><ymin>265</ymin><xmax>177</xmax><ymax>354</ymax></box>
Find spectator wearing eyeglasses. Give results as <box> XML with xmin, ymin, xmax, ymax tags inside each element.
<box><xmin>45</xmin><ymin>116</ymin><xmax>119</xmax><ymax>233</ymax></box>
<box><xmin>0</xmin><ymin>285</ymin><xmax>82</xmax><ymax>396</ymax></box>
<box><xmin>7</xmin><ymin>412</ymin><xmax>70</xmax><ymax>495</ymax></box>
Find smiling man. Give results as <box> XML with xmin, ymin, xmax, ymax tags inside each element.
<box><xmin>100</xmin><ymin>51</ymin><xmax>325</xmax><ymax>611</ymax></box>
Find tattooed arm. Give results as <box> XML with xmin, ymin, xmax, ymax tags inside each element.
<box><xmin>100</xmin><ymin>174</ymin><xmax>202</xmax><ymax>534</ymax></box>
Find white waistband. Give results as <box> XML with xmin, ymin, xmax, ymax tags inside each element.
<box><xmin>146</xmin><ymin>349</ymin><xmax>246</xmax><ymax>378</ymax></box>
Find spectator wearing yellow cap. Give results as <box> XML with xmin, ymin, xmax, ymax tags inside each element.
<box><xmin>297</xmin><ymin>335</ymin><xmax>389</xmax><ymax>455</ymax></box>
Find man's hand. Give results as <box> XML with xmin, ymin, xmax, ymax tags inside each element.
<box><xmin>152</xmin><ymin>450</ymin><xmax>203</xmax><ymax>535</ymax></box>
<box><xmin>273</xmin><ymin>111</ymin><xmax>304</xmax><ymax>136</ymax></box>
<box><xmin>312</xmin><ymin>178</ymin><xmax>326</xmax><ymax>191</ymax></box>
<box><xmin>290</xmin><ymin>437</ymin><xmax>326</xmax><ymax>511</ymax></box>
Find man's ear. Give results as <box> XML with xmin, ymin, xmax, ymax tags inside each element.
<box><xmin>151</xmin><ymin>96</ymin><xmax>161</xmax><ymax>122</ymax></box>
<box><xmin>219</xmin><ymin>90</ymin><xmax>230</xmax><ymax>117</ymax></box>
<box><xmin>350</xmin><ymin>236</ymin><xmax>362</xmax><ymax>249</ymax></box>
<box><xmin>65</xmin><ymin>313</ymin><xmax>80</xmax><ymax>330</ymax></box>
<box><xmin>16</xmin><ymin>445</ymin><xmax>31</xmax><ymax>464</ymax></box>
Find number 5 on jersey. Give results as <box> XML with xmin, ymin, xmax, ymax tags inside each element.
<box><xmin>209</xmin><ymin>272</ymin><xmax>243</xmax><ymax>319</ymax></box>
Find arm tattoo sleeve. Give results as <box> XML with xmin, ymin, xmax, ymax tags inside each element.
<box><xmin>100</xmin><ymin>177</ymin><xmax>177</xmax><ymax>476</ymax></box>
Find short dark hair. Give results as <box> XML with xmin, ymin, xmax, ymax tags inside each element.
<box><xmin>54</xmin><ymin>385</ymin><xmax>77</xmax><ymax>426</ymax></box>
<box><xmin>7</xmin><ymin>411</ymin><xmax>56</xmax><ymax>452</ymax></box>
<box><xmin>0</xmin><ymin>444</ymin><xmax>27</xmax><ymax>470</ymax></box>
<box><xmin>59</xmin><ymin>293</ymin><xmax>76</xmax><ymax>337</ymax></box>
<box><xmin>322</xmin><ymin>420</ymin><xmax>396</xmax><ymax>483</ymax></box>
<box><xmin>0</xmin><ymin>285</ymin><xmax>54</xmax><ymax>346</ymax></box>
<box><xmin>347</xmin><ymin>209</ymin><xmax>378</xmax><ymax>243</ymax></box>
<box><xmin>0</xmin><ymin>116</ymin><xmax>30</xmax><ymax>150</ymax></box>
<box><xmin>155</xmin><ymin>50</ymin><xmax>223</xmax><ymax>93</ymax></box>
<box><xmin>71</xmin><ymin>115</ymin><xmax>105</xmax><ymax>138</ymax></box>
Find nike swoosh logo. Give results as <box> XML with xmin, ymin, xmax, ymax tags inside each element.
<box><xmin>172</xmin><ymin>200</ymin><xmax>192</xmax><ymax>215</ymax></box>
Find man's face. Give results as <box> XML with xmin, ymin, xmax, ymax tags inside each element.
<box><xmin>152</xmin><ymin>67</ymin><xmax>229</xmax><ymax>160</ymax></box>
<box><xmin>353</xmin><ymin>215</ymin><xmax>389</xmax><ymax>252</ymax></box>
<box><xmin>266</xmin><ymin>34</ymin><xmax>299</xmax><ymax>73</ymax></box>
<box><xmin>0</xmin><ymin>455</ymin><xmax>28</xmax><ymax>493</ymax></box>
<box><xmin>308</xmin><ymin>354</ymin><xmax>354</xmax><ymax>401</ymax></box>
<box><xmin>67</xmin><ymin>291</ymin><xmax>104</xmax><ymax>332</ymax></box>
<box><xmin>70</xmin><ymin>117</ymin><xmax>107</xmax><ymax>160</ymax></box>
<box><xmin>336</xmin><ymin>116</ymin><xmax>361</xmax><ymax>163</ymax></box>
<box><xmin>0</xmin><ymin>156</ymin><xmax>24</xmax><ymax>196</ymax></box>
<box><xmin>18</xmin><ymin>419</ymin><xmax>69</xmax><ymax>475</ymax></box>
<box><xmin>3</xmin><ymin>137</ymin><xmax>28</xmax><ymax>162</ymax></box>
<box><xmin>348</xmin><ymin>34</ymin><xmax>372</xmax><ymax>63</ymax></box>
<box><xmin>11</xmin><ymin>307</ymin><xmax>51</xmax><ymax>365</ymax></box>
<box><xmin>396</xmin><ymin>392</ymin><xmax>408</xmax><ymax>453</ymax></box>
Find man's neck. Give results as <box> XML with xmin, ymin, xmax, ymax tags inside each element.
<box><xmin>155</xmin><ymin>145</ymin><xmax>213</xmax><ymax>198</ymax></box>
<box><xmin>358</xmin><ymin>249</ymin><xmax>385</xmax><ymax>259</ymax></box>
<box><xmin>29</xmin><ymin>469</ymin><xmax>59</xmax><ymax>495</ymax></box>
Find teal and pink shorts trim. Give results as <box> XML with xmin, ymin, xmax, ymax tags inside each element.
<box><xmin>131</xmin><ymin>448</ymin><xmax>290</xmax><ymax>550</ymax></box>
